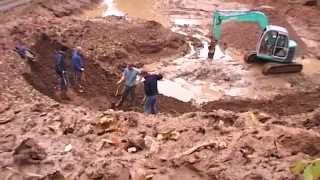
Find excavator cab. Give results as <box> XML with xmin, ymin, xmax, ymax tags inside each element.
<box><xmin>257</xmin><ymin>26</ymin><xmax>291</xmax><ymax>62</ymax></box>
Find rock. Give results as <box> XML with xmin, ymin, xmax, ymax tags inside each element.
<box><xmin>126</xmin><ymin>114</ymin><xmax>138</xmax><ymax>127</ymax></box>
<box><xmin>13</xmin><ymin>138</ymin><xmax>47</xmax><ymax>164</ymax></box>
<box><xmin>128</xmin><ymin>147</ymin><xmax>137</xmax><ymax>153</ymax></box>
<box><xmin>0</xmin><ymin>134</ymin><xmax>17</xmax><ymax>152</ymax></box>
<box><xmin>42</xmin><ymin>171</ymin><xmax>65</xmax><ymax>180</ymax></box>
<box><xmin>30</xmin><ymin>103</ymin><xmax>46</xmax><ymax>113</ymax></box>
<box><xmin>0</xmin><ymin>102</ymin><xmax>11</xmax><ymax>114</ymax></box>
<box><xmin>252</xmin><ymin>112</ymin><xmax>271</xmax><ymax>123</ymax></box>
<box><xmin>0</xmin><ymin>116</ymin><xmax>15</xmax><ymax>125</ymax></box>
<box><xmin>134</xmin><ymin>40</ymin><xmax>164</xmax><ymax>54</ymax></box>
<box><xmin>64</xmin><ymin>144</ymin><xmax>73</xmax><ymax>153</ymax></box>
<box><xmin>125</xmin><ymin>137</ymin><xmax>145</xmax><ymax>152</ymax></box>
<box><xmin>97</xmin><ymin>113</ymin><xmax>118</xmax><ymax>129</ymax></box>
<box><xmin>114</xmin><ymin>48</ymin><xmax>129</xmax><ymax>59</ymax></box>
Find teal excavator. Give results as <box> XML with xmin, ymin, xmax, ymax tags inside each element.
<box><xmin>213</xmin><ymin>10</ymin><xmax>303</xmax><ymax>74</ymax></box>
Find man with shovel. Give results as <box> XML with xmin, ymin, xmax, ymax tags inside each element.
<box><xmin>116</xmin><ymin>64</ymin><xmax>140</xmax><ymax>107</ymax></box>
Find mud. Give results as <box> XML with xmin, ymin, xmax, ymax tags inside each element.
<box><xmin>1</xmin><ymin>0</ymin><xmax>320</xmax><ymax>180</ymax></box>
<box><xmin>20</xmin><ymin>18</ymin><xmax>195</xmax><ymax>114</ymax></box>
<box><xmin>203</xmin><ymin>89</ymin><xmax>320</xmax><ymax>116</ymax></box>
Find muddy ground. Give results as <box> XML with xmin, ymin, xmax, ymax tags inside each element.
<box><xmin>0</xmin><ymin>0</ymin><xmax>320</xmax><ymax>179</ymax></box>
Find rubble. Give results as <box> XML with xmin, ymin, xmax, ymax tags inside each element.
<box><xmin>13</xmin><ymin>138</ymin><xmax>47</xmax><ymax>165</ymax></box>
<box><xmin>0</xmin><ymin>0</ymin><xmax>320</xmax><ymax>179</ymax></box>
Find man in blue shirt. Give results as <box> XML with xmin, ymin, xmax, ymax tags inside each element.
<box><xmin>116</xmin><ymin>64</ymin><xmax>140</xmax><ymax>107</ymax></box>
<box><xmin>141</xmin><ymin>71</ymin><xmax>163</xmax><ymax>114</ymax></box>
<box><xmin>54</xmin><ymin>48</ymin><xmax>67</xmax><ymax>91</ymax></box>
<box><xmin>72</xmin><ymin>47</ymin><xmax>85</xmax><ymax>89</ymax></box>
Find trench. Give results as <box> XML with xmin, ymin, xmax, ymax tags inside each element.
<box><xmin>23</xmin><ymin>33</ymin><xmax>196</xmax><ymax>114</ymax></box>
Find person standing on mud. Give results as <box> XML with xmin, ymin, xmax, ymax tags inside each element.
<box><xmin>72</xmin><ymin>46</ymin><xmax>85</xmax><ymax>91</ymax></box>
<box><xmin>116</xmin><ymin>64</ymin><xmax>140</xmax><ymax>107</ymax></box>
<box><xmin>208</xmin><ymin>38</ymin><xmax>216</xmax><ymax>60</ymax></box>
<box><xmin>54</xmin><ymin>48</ymin><xmax>68</xmax><ymax>92</ymax></box>
<box><xmin>141</xmin><ymin>71</ymin><xmax>163</xmax><ymax>114</ymax></box>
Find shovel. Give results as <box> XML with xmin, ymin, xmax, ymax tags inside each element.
<box><xmin>115</xmin><ymin>83</ymin><xmax>123</xmax><ymax>97</ymax></box>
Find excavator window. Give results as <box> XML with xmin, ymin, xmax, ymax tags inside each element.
<box><xmin>274</xmin><ymin>34</ymin><xmax>289</xmax><ymax>58</ymax></box>
<box><xmin>259</xmin><ymin>30</ymin><xmax>278</xmax><ymax>56</ymax></box>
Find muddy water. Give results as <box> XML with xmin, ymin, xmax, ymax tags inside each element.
<box><xmin>115</xmin><ymin>0</ymin><xmax>169</xmax><ymax>26</ymax></box>
<box><xmin>100</xmin><ymin>0</ymin><xmax>319</xmax><ymax>103</ymax></box>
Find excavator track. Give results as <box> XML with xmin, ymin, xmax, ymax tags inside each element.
<box><xmin>262</xmin><ymin>62</ymin><xmax>303</xmax><ymax>75</ymax></box>
<box><xmin>244</xmin><ymin>51</ymin><xmax>257</xmax><ymax>63</ymax></box>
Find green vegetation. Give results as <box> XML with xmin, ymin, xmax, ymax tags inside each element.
<box><xmin>291</xmin><ymin>159</ymin><xmax>320</xmax><ymax>180</ymax></box>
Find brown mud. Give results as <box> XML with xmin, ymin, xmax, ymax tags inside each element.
<box><xmin>0</xmin><ymin>0</ymin><xmax>320</xmax><ymax>179</ymax></box>
<box><xmin>203</xmin><ymin>89</ymin><xmax>320</xmax><ymax>116</ymax></box>
<box><xmin>21</xmin><ymin>18</ymin><xmax>195</xmax><ymax>114</ymax></box>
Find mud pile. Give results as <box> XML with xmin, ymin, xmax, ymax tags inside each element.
<box><xmin>1</xmin><ymin>101</ymin><xmax>320</xmax><ymax>179</ymax></box>
<box><xmin>1</xmin><ymin>0</ymin><xmax>320</xmax><ymax>179</ymax></box>
<box><xmin>20</xmin><ymin>17</ymin><xmax>194</xmax><ymax>114</ymax></box>
<box><xmin>203</xmin><ymin>89</ymin><xmax>320</xmax><ymax>116</ymax></box>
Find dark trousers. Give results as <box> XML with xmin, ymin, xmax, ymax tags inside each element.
<box><xmin>117</xmin><ymin>85</ymin><xmax>136</xmax><ymax>107</ymax></box>
<box><xmin>57</xmin><ymin>71</ymin><xmax>68</xmax><ymax>91</ymax></box>
<box><xmin>74</xmin><ymin>70</ymin><xmax>82</xmax><ymax>87</ymax></box>
<box><xmin>144</xmin><ymin>95</ymin><xmax>157</xmax><ymax>114</ymax></box>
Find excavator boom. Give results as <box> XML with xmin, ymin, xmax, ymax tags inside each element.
<box><xmin>213</xmin><ymin>10</ymin><xmax>269</xmax><ymax>41</ymax></box>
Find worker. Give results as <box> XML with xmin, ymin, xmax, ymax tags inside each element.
<box><xmin>141</xmin><ymin>71</ymin><xmax>163</xmax><ymax>114</ymax></box>
<box><xmin>207</xmin><ymin>38</ymin><xmax>216</xmax><ymax>60</ymax></box>
<box><xmin>54</xmin><ymin>48</ymin><xmax>68</xmax><ymax>91</ymax></box>
<box><xmin>72</xmin><ymin>46</ymin><xmax>85</xmax><ymax>90</ymax></box>
<box><xmin>116</xmin><ymin>64</ymin><xmax>140</xmax><ymax>107</ymax></box>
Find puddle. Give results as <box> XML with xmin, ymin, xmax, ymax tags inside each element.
<box><xmin>103</xmin><ymin>0</ymin><xmax>124</xmax><ymax>16</ymax></box>
<box><xmin>114</xmin><ymin>0</ymin><xmax>169</xmax><ymax>26</ymax></box>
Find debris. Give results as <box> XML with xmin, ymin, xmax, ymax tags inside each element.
<box><xmin>144</xmin><ymin>136</ymin><xmax>160</xmax><ymax>154</ymax></box>
<box><xmin>128</xmin><ymin>147</ymin><xmax>137</xmax><ymax>153</ymax></box>
<box><xmin>157</xmin><ymin>130</ymin><xmax>180</xmax><ymax>141</ymax></box>
<box><xmin>13</xmin><ymin>138</ymin><xmax>47</xmax><ymax>164</ymax></box>
<box><xmin>97</xmin><ymin>114</ymin><xmax>118</xmax><ymax>129</ymax></box>
<box><xmin>64</xmin><ymin>144</ymin><xmax>73</xmax><ymax>153</ymax></box>
<box><xmin>42</xmin><ymin>171</ymin><xmax>65</xmax><ymax>180</ymax></box>
<box><xmin>4</xmin><ymin>167</ymin><xmax>43</xmax><ymax>178</ymax></box>
<box><xmin>0</xmin><ymin>117</ymin><xmax>14</xmax><ymax>125</ymax></box>
<box><xmin>251</xmin><ymin>111</ymin><xmax>271</xmax><ymax>123</ymax></box>
<box><xmin>172</xmin><ymin>140</ymin><xmax>227</xmax><ymax>159</ymax></box>
<box><xmin>103</xmin><ymin>137</ymin><xmax>122</xmax><ymax>145</ymax></box>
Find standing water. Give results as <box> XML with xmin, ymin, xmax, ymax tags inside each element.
<box><xmin>103</xmin><ymin>0</ymin><xmax>124</xmax><ymax>16</ymax></box>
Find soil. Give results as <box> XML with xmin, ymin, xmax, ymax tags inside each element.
<box><xmin>203</xmin><ymin>89</ymin><xmax>320</xmax><ymax>116</ymax></box>
<box><xmin>0</xmin><ymin>0</ymin><xmax>320</xmax><ymax>180</ymax></box>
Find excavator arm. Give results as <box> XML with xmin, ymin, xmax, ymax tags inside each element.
<box><xmin>213</xmin><ymin>10</ymin><xmax>269</xmax><ymax>41</ymax></box>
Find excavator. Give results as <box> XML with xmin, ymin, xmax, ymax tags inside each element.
<box><xmin>212</xmin><ymin>10</ymin><xmax>303</xmax><ymax>74</ymax></box>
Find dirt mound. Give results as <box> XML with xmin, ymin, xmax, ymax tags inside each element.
<box><xmin>203</xmin><ymin>90</ymin><xmax>320</xmax><ymax>116</ymax></box>
<box><xmin>41</xmin><ymin>17</ymin><xmax>188</xmax><ymax>70</ymax></box>
<box><xmin>2</xmin><ymin>106</ymin><xmax>317</xmax><ymax>180</ymax></box>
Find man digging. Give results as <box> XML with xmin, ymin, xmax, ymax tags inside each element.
<box><xmin>116</xmin><ymin>64</ymin><xmax>140</xmax><ymax>107</ymax></box>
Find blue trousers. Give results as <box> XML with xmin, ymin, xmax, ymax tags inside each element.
<box><xmin>144</xmin><ymin>95</ymin><xmax>157</xmax><ymax>114</ymax></box>
<box><xmin>74</xmin><ymin>70</ymin><xmax>82</xmax><ymax>86</ymax></box>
